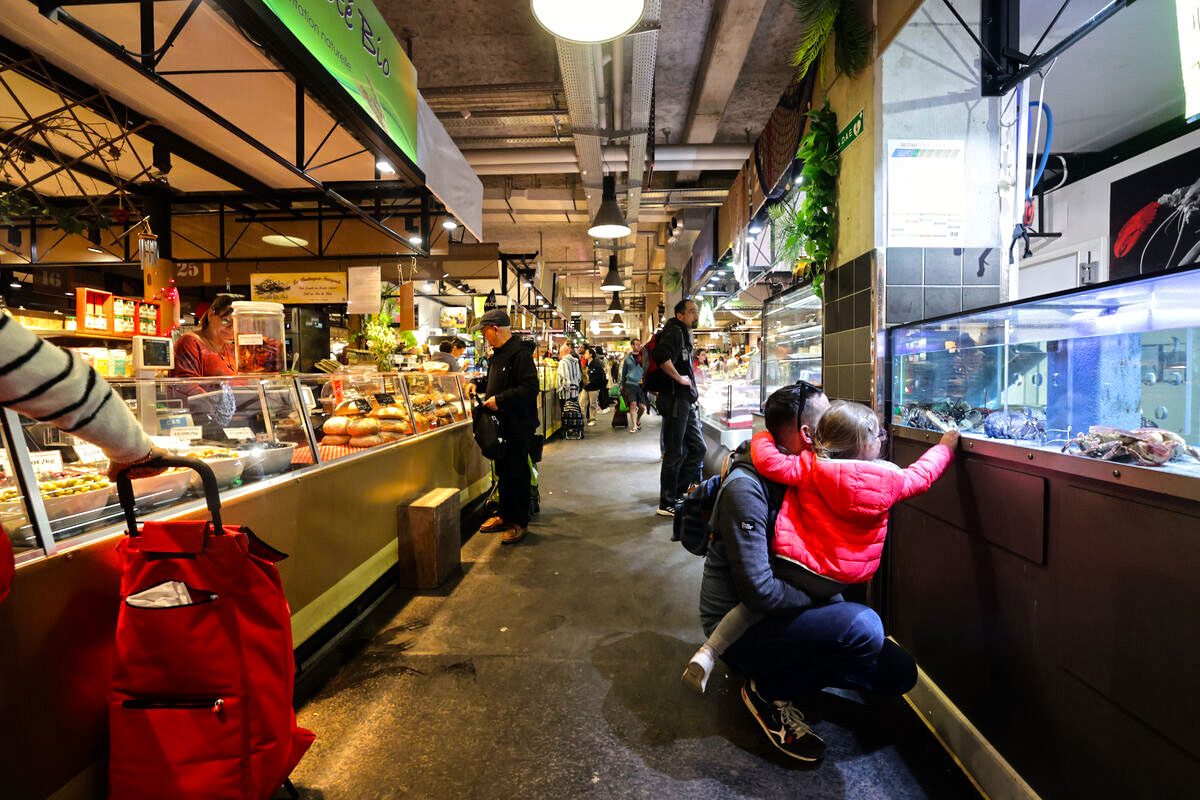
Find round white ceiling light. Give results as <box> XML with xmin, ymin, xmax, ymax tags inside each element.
<box><xmin>531</xmin><ymin>0</ymin><xmax>646</xmax><ymax>44</ymax></box>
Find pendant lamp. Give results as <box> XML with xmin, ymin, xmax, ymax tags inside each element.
<box><xmin>600</xmin><ymin>254</ymin><xmax>626</xmax><ymax>291</ymax></box>
<box><xmin>607</xmin><ymin>292</ymin><xmax>624</xmax><ymax>314</ymax></box>
<box><xmin>531</xmin><ymin>0</ymin><xmax>646</xmax><ymax>44</ymax></box>
<box><xmin>588</xmin><ymin>175</ymin><xmax>632</xmax><ymax>239</ymax></box>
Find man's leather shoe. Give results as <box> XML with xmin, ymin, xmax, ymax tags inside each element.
<box><xmin>478</xmin><ymin>516</ymin><xmax>507</xmax><ymax>533</ymax></box>
<box><xmin>501</xmin><ymin>525</ymin><xmax>527</xmax><ymax>544</ymax></box>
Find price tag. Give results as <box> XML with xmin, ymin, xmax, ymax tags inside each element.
<box><xmin>73</xmin><ymin>442</ymin><xmax>107</xmax><ymax>464</ymax></box>
<box><xmin>256</xmin><ymin>433</ymin><xmax>272</xmax><ymax>443</ymax></box>
<box><xmin>374</xmin><ymin>392</ymin><xmax>396</xmax><ymax>406</ymax></box>
<box><xmin>170</xmin><ymin>426</ymin><xmax>203</xmax><ymax>442</ymax></box>
<box><xmin>354</xmin><ymin>398</ymin><xmax>373</xmax><ymax>414</ymax></box>
<box><xmin>224</xmin><ymin>427</ymin><xmax>255</xmax><ymax>441</ymax></box>
<box><xmin>29</xmin><ymin>450</ymin><xmax>64</xmax><ymax>475</ymax></box>
<box><xmin>0</xmin><ymin>450</ymin><xmax>10</xmax><ymax>474</ymax></box>
<box><xmin>237</xmin><ymin>333</ymin><xmax>264</xmax><ymax>346</ymax></box>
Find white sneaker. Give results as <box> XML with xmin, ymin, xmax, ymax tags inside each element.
<box><xmin>587</xmin><ymin>420</ymin><xmax>597</xmax><ymax>426</ymax></box>
<box><xmin>683</xmin><ymin>647</ymin><xmax>715</xmax><ymax>693</ymax></box>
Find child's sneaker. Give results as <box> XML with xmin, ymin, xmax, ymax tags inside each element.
<box><xmin>682</xmin><ymin>646</ymin><xmax>715</xmax><ymax>693</ymax></box>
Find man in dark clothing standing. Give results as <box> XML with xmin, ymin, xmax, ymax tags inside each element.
<box><xmin>652</xmin><ymin>298</ymin><xmax>704</xmax><ymax>516</ymax></box>
<box><xmin>472</xmin><ymin>309</ymin><xmax>539</xmax><ymax>544</ymax></box>
<box><xmin>699</xmin><ymin>382</ymin><xmax>917</xmax><ymax>761</ymax></box>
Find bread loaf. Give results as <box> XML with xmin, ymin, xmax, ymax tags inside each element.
<box><xmin>349</xmin><ymin>434</ymin><xmax>384</xmax><ymax>447</ymax></box>
<box><xmin>322</xmin><ymin>417</ymin><xmax>349</xmax><ymax>435</ymax></box>
<box><xmin>379</xmin><ymin>420</ymin><xmax>412</xmax><ymax>434</ymax></box>
<box><xmin>321</xmin><ymin>434</ymin><xmax>349</xmax><ymax>445</ymax></box>
<box><xmin>346</xmin><ymin>417</ymin><xmax>381</xmax><ymax>437</ymax></box>
<box><xmin>369</xmin><ymin>405</ymin><xmax>408</xmax><ymax>419</ymax></box>
<box><xmin>334</xmin><ymin>400</ymin><xmax>364</xmax><ymax>416</ymax></box>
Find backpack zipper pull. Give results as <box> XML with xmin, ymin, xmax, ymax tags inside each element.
<box><xmin>211</xmin><ymin>698</ymin><xmax>224</xmax><ymax>713</ymax></box>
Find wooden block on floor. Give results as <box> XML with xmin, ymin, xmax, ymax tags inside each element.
<box><xmin>397</xmin><ymin>488</ymin><xmax>461</xmax><ymax>589</ymax></box>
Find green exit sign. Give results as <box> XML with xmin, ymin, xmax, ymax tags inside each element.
<box><xmin>838</xmin><ymin>110</ymin><xmax>864</xmax><ymax>153</ymax></box>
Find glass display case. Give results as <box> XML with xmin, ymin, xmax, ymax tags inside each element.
<box><xmin>889</xmin><ymin>266</ymin><xmax>1200</xmax><ymax>478</ymax></box>
<box><xmin>3</xmin><ymin>371</ymin><xmax>474</xmax><ymax>555</ymax></box>
<box><xmin>761</xmin><ymin>283</ymin><xmax>823</xmax><ymax>404</ymax></box>
<box><xmin>698</xmin><ymin>378</ymin><xmax>760</xmax><ymax>430</ymax></box>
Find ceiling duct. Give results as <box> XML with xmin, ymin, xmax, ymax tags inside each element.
<box><xmin>555</xmin><ymin>40</ymin><xmax>604</xmax><ymax>220</ymax></box>
<box><xmin>625</xmin><ymin>0</ymin><xmax>660</xmax><ymax>242</ymax></box>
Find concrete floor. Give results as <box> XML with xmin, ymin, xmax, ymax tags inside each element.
<box><xmin>290</xmin><ymin>413</ymin><xmax>981</xmax><ymax>799</ymax></box>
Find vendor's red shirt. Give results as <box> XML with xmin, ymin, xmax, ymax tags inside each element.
<box><xmin>171</xmin><ymin>332</ymin><xmax>234</xmax><ymax>379</ymax></box>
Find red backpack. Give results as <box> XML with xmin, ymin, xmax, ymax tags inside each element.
<box><xmin>641</xmin><ymin>328</ymin><xmax>670</xmax><ymax>393</ymax></box>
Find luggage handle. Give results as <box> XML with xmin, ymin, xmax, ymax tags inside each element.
<box><xmin>115</xmin><ymin>456</ymin><xmax>223</xmax><ymax>536</ymax></box>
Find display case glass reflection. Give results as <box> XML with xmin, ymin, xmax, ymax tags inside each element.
<box><xmin>699</xmin><ymin>378</ymin><xmax>760</xmax><ymax>430</ymax></box>
<box><xmin>402</xmin><ymin>372</ymin><xmax>468</xmax><ymax>433</ymax></box>
<box><xmin>10</xmin><ymin>375</ymin><xmax>317</xmax><ymax>549</ymax></box>
<box><xmin>762</xmin><ymin>284</ymin><xmax>823</xmax><ymax>404</ymax></box>
<box><xmin>1</xmin><ymin>427</ymin><xmax>38</xmax><ymax>556</ymax></box>
<box><xmin>890</xmin><ymin>266</ymin><xmax>1200</xmax><ymax>477</ymax></box>
<box><xmin>296</xmin><ymin>372</ymin><xmax>416</xmax><ymax>461</ymax></box>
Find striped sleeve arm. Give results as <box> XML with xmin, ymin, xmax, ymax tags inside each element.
<box><xmin>0</xmin><ymin>314</ymin><xmax>152</xmax><ymax>463</ymax></box>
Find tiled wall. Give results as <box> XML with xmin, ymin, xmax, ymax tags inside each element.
<box><xmin>883</xmin><ymin>247</ymin><xmax>1002</xmax><ymax>326</ymax></box>
<box><xmin>822</xmin><ymin>251</ymin><xmax>874</xmax><ymax>403</ymax></box>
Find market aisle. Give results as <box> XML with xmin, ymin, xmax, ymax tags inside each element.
<box><xmin>290</xmin><ymin>416</ymin><xmax>979</xmax><ymax>799</ymax></box>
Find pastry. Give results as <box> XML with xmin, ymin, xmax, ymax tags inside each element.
<box><xmin>421</xmin><ymin>361</ymin><xmax>450</xmax><ymax>373</ymax></box>
<box><xmin>334</xmin><ymin>400</ymin><xmax>364</xmax><ymax>416</ymax></box>
<box><xmin>347</xmin><ymin>417</ymin><xmax>381</xmax><ymax>436</ymax></box>
<box><xmin>434</xmin><ymin>406</ymin><xmax>454</xmax><ymax>419</ymax></box>
<box><xmin>321</xmin><ymin>434</ymin><xmax>349</xmax><ymax>445</ymax></box>
<box><xmin>349</xmin><ymin>434</ymin><xmax>384</xmax><ymax>447</ymax></box>
<box><xmin>323</xmin><ymin>417</ymin><xmax>349</xmax><ymax>435</ymax></box>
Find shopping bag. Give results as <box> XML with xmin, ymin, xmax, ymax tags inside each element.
<box><xmin>110</xmin><ymin>456</ymin><xmax>314</xmax><ymax>800</ymax></box>
<box><xmin>471</xmin><ymin>397</ymin><xmax>507</xmax><ymax>459</ymax></box>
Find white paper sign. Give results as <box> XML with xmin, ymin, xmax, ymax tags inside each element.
<box><xmin>170</xmin><ymin>426</ymin><xmax>203</xmax><ymax>442</ymax></box>
<box><xmin>347</xmin><ymin>265</ymin><xmax>382</xmax><ymax>314</ymax></box>
<box><xmin>73</xmin><ymin>442</ymin><xmax>107</xmax><ymax>464</ymax></box>
<box><xmin>887</xmin><ymin>139</ymin><xmax>965</xmax><ymax>247</ymax></box>
<box><xmin>237</xmin><ymin>333</ymin><xmax>264</xmax><ymax>346</ymax></box>
<box><xmin>0</xmin><ymin>451</ymin><xmax>9</xmax><ymax>474</ymax></box>
<box><xmin>224</xmin><ymin>427</ymin><xmax>255</xmax><ymax>441</ymax></box>
<box><xmin>29</xmin><ymin>451</ymin><xmax>63</xmax><ymax>475</ymax></box>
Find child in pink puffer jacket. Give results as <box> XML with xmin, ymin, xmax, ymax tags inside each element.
<box><xmin>683</xmin><ymin>401</ymin><xmax>957</xmax><ymax>693</ymax></box>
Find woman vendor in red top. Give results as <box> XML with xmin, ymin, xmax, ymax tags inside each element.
<box><xmin>171</xmin><ymin>293</ymin><xmax>237</xmax><ymax>380</ymax></box>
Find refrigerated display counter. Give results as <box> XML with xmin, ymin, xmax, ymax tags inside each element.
<box><xmin>0</xmin><ymin>370</ymin><xmax>490</xmax><ymax>799</ymax></box>
<box><xmin>884</xmin><ymin>266</ymin><xmax>1200</xmax><ymax>799</ymax></box>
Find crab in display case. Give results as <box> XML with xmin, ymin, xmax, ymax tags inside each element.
<box><xmin>1061</xmin><ymin>426</ymin><xmax>1200</xmax><ymax>466</ymax></box>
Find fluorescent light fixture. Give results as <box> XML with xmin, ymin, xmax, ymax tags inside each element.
<box><xmin>442</xmin><ymin>219</ymin><xmax>458</xmax><ymax>230</ymax></box>
<box><xmin>87</xmin><ymin>246</ymin><xmax>104</xmax><ymax>254</ymax></box>
<box><xmin>588</xmin><ymin>175</ymin><xmax>632</xmax><ymax>239</ymax></box>
<box><xmin>377</xmin><ymin>160</ymin><xmax>395</xmax><ymax>174</ymax></box>
<box><xmin>408</xmin><ymin>235</ymin><xmax>423</xmax><ymax>245</ymax></box>
<box><xmin>1180</xmin><ymin>1</ymin><xmax>1200</xmax><ymax>121</ymax></box>
<box><xmin>749</xmin><ymin>221</ymin><xmax>763</xmax><ymax>234</ymax></box>
<box><xmin>262</xmin><ymin>234</ymin><xmax>308</xmax><ymax>247</ymax></box>
<box><xmin>9</xmin><ymin>281</ymin><xmax>20</xmax><ymax>288</ymax></box>
<box><xmin>423</xmin><ymin>281</ymin><xmax>435</xmax><ymax>291</ymax></box>
<box><xmin>531</xmin><ymin>0</ymin><xmax>645</xmax><ymax>43</ymax></box>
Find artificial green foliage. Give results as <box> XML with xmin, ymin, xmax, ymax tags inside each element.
<box><xmin>662</xmin><ymin>267</ymin><xmax>683</xmax><ymax>292</ymax></box>
<box><xmin>788</xmin><ymin>0</ymin><xmax>873</xmax><ymax>81</ymax></box>
<box><xmin>0</xmin><ymin>191</ymin><xmax>108</xmax><ymax>236</ymax></box>
<box><xmin>773</xmin><ymin>103</ymin><xmax>839</xmax><ymax>299</ymax></box>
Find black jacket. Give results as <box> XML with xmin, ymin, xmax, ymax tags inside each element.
<box><xmin>699</xmin><ymin>444</ymin><xmax>835</xmax><ymax>636</ymax></box>
<box><xmin>652</xmin><ymin>317</ymin><xmax>697</xmax><ymax>400</ymax></box>
<box><xmin>484</xmin><ymin>337</ymin><xmax>539</xmax><ymax>439</ymax></box>
<box><xmin>585</xmin><ymin>358</ymin><xmax>607</xmax><ymax>391</ymax></box>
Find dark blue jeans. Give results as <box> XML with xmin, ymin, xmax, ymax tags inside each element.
<box><xmin>657</xmin><ymin>390</ymin><xmax>704</xmax><ymax>508</ymax></box>
<box><xmin>721</xmin><ymin>602</ymin><xmax>917</xmax><ymax>703</ymax></box>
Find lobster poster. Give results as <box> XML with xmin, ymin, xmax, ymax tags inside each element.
<box><xmin>1110</xmin><ymin>147</ymin><xmax>1200</xmax><ymax>279</ymax></box>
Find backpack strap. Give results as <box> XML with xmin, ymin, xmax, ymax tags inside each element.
<box><xmin>708</xmin><ymin>463</ymin><xmax>769</xmax><ymax>540</ymax></box>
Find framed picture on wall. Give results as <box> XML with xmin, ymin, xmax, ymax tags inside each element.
<box><xmin>1109</xmin><ymin>147</ymin><xmax>1200</xmax><ymax>279</ymax></box>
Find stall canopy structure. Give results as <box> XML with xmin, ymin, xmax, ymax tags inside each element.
<box><xmin>0</xmin><ymin>0</ymin><xmax>482</xmax><ymax>271</ymax></box>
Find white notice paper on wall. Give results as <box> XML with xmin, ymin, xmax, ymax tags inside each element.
<box><xmin>347</xmin><ymin>266</ymin><xmax>382</xmax><ymax>315</ymax></box>
<box><xmin>887</xmin><ymin>139</ymin><xmax>965</xmax><ymax>248</ymax></box>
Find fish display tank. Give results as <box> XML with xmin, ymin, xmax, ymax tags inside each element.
<box><xmin>761</xmin><ymin>283</ymin><xmax>823</xmax><ymax>405</ymax></box>
<box><xmin>889</xmin><ymin>266</ymin><xmax>1200</xmax><ymax>480</ymax></box>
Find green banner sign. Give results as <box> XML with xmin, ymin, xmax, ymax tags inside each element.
<box><xmin>258</xmin><ymin>0</ymin><xmax>418</xmax><ymax>164</ymax></box>
<box><xmin>837</xmin><ymin>109</ymin><xmax>864</xmax><ymax>154</ymax></box>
